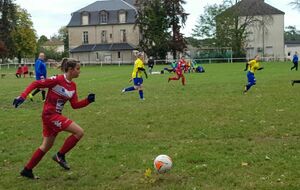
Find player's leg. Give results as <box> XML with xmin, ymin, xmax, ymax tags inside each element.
<box><xmin>291</xmin><ymin>80</ymin><xmax>300</xmax><ymax>86</ymax></box>
<box><xmin>53</xmin><ymin>122</ymin><xmax>84</xmax><ymax>170</ymax></box>
<box><xmin>21</xmin><ymin>136</ymin><xmax>56</xmax><ymax>179</ymax></box>
<box><xmin>41</xmin><ymin>90</ymin><xmax>46</xmax><ymax>101</ymax></box>
<box><xmin>138</xmin><ymin>83</ymin><xmax>144</xmax><ymax>100</ymax></box>
<box><xmin>181</xmin><ymin>74</ymin><xmax>185</xmax><ymax>85</ymax></box>
<box><xmin>169</xmin><ymin>73</ymin><xmax>180</xmax><ymax>82</ymax></box>
<box><xmin>244</xmin><ymin>72</ymin><xmax>255</xmax><ymax>92</ymax></box>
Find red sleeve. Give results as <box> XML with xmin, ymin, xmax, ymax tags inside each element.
<box><xmin>20</xmin><ymin>76</ymin><xmax>59</xmax><ymax>99</ymax></box>
<box><xmin>69</xmin><ymin>86</ymin><xmax>90</xmax><ymax>109</ymax></box>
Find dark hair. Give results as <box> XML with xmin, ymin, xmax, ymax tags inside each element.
<box><xmin>60</xmin><ymin>58</ymin><xmax>80</xmax><ymax>72</ymax></box>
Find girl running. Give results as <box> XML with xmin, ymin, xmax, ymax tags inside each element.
<box><xmin>13</xmin><ymin>58</ymin><xmax>95</xmax><ymax>179</ymax></box>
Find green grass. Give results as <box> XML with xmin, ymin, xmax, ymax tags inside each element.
<box><xmin>1</xmin><ymin>62</ymin><xmax>300</xmax><ymax>189</ymax></box>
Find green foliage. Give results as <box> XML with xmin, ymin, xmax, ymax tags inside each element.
<box><xmin>284</xmin><ymin>25</ymin><xmax>300</xmax><ymax>41</ymax></box>
<box><xmin>136</xmin><ymin>0</ymin><xmax>187</xmax><ymax>59</ymax></box>
<box><xmin>58</xmin><ymin>26</ymin><xmax>69</xmax><ymax>53</ymax></box>
<box><xmin>11</xmin><ymin>6</ymin><xmax>37</xmax><ymax>63</ymax></box>
<box><xmin>1</xmin><ymin>63</ymin><xmax>300</xmax><ymax>189</ymax></box>
<box><xmin>192</xmin><ymin>4</ymin><xmax>228</xmax><ymax>41</ymax></box>
<box><xmin>136</xmin><ymin>0</ymin><xmax>169</xmax><ymax>59</ymax></box>
<box><xmin>163</xmin><ymin>0</ymin><xmax>187</xmax><ymax>59</ymax></box>
<box><xmin>0</xmin><ymin>0</ymin><xmax>17</xmax><ymax>60</ymax></box>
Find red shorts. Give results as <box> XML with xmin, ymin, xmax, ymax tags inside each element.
<box><xmin>42</xmin><ymin>114</ymin><xmax>73</xmax><ymax>137</ymax></box>
<box><xmin>176</xmin><ymin>71</ymin><xmax>183</xmax><ymax>77</ymax></box>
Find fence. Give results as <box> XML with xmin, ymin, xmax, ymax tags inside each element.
<box><xmin>0</xmin><ymin>56</ymin><xmax>292</xmax><ymax>70</ymax></box>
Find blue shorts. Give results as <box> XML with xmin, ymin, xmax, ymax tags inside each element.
<box><xmin>133</xmin><ymin>78</ymin><xmax>143</xmax><ymax>86</ymax></box>
<box><xmin>247</xmin><ymin>71</ymin><xmax>256</xmax><ymax>85</ymax></box>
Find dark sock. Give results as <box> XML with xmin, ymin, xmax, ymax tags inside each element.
<box><xmin>32</xmin><ymin>89</ymin><xmax>41</xmax><ymax>96</ymax></box>
<box><xmin>41</xmin><ymin>90</ymin><xmax>46</xmax><ymax>100</ymax></box>
<box><xmin>125</xmin><ymin>86</ymin><xmax>135</xmax><ymax>92</ymax></box>
<box><xmin>139</xmin><ymin>90</ymin><xmax>144</xmax><ymax>99</ymax></box>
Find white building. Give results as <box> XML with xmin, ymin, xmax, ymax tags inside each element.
<box><xmin>285</xmin><ymin>41</ymin><xmax>300</xmax><ymax>61</ymax></box>
<box><xmin>222</xmin><ymin>0</ymin><xmax>285</xmax><ymax>60</ymax></box>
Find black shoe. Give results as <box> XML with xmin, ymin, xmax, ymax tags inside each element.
<box><xmin>20</xmin><ymin>168</ymin><xmax>39</xmax><ymax>179</ymax></box>
<box><xmin>52</xmin><ymin>153</ymin><xmax>70</xmax><ymax>170</ymax></box>
<box><xmin>292</xmin><ymin>80</ymin><xmax>295</xmax><ymax>86</ymax></box>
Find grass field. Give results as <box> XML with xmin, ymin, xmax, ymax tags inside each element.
<box><xmin>0</xmin><ymin>62</ymin><xmax>300</xmax><ymax>190</ymax></box>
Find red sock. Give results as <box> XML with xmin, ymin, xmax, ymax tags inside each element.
<box><xmin>182</xmin><ymin>77</ymin><xmax>185</xmax><ymax>85</ymax></box>
<box><xmin>25</xmin><ymin>148</ymin><xmax>45</xmax><ymax>170</ymax></box>
<box><xmin>59</xmin><ymin>135</ymin><xmax>80</xmax><ymax>155</ymax></box>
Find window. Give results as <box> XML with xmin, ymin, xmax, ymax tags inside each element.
<box><xmin>100</xmin><ymin>11</ymin><xmax>108</xmax><ymax>23</ymax></box>
<box><xmin>101</xmin><ymin>30</ymin><xmax>107</xmax><ymax>43</ymax></box>
<box><xmin>82</xmin><ymin>13</ymin><xmax>89</xmax><ymax>25</ymax></box>
<box><xmin>118</xmin><ymin>52</ymin><xmax>121</xmax><ymax>59</ymax></box>
<box><xmin>83</xmin><ymin>31</ymin><xmax>89</xmax><ymax>44</ymax></box>
<box><xmin>119</xmin><ymin>11</ymin><xmax>126</xmax><ymax>23</ymax></box>
<box><xmin>110</xmin><ymin>33</ymin><xmax>112</xmax><ymax>39</ymax></box>
<box><xmin>120</xmin><ymin>29</ymin><xmax>126</xmax><ymax>42</ymax></box>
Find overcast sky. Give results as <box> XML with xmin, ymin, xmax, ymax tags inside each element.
<box><xmin>14</xmin><ymin>0</ymin><xmax>300</xmax><ymax>38</ymax></box>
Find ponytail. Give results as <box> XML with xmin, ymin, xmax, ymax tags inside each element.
<box><xmin>59</xmin><ymin>58</ymin><xmax>79</xmax><ymax>72</ymax></box>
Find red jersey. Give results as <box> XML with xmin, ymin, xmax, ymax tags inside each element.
<box><xmin>22</xmin><ymin>65</ymin><xmax>28</xmax><ymax>73</ymax></box>
<box><xmin>20</xmin><ymin>74</ymin><xmax>90</xmax><ymax>116</ymax></box>
<box><xmin>16</xmin><ymin>66</ymin><xmax>22</xmax><ymax>74</ymax></box>
<box><xmin>176</xmin><ymin>59</ymin><xmax>186</xmax><ymax>74</ymax></box>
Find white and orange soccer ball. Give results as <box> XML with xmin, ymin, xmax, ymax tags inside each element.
<box><xmin>153</xmin><ymin>155</ymin><xmax>172</xmax><ymax>174</ymax></box>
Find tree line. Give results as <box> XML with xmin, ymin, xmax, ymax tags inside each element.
<box><xmin>0</xmin><ymin>0</ymin><xmax>68</xmax><ymax>64</ymax></box>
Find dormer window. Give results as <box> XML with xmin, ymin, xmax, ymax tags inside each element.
<box><xmin>100</xmin><ymin>11</ymin><xmax>108</xmax><ymax>24</ymax></box>
<box><xmin>119</xmin><ymin>10</ymin><xmax>126</xmax><ymax>23</ymax></box>
<box><xmin>81</xmin><ymin>12</ymin><xmax>89</xmax><ymax>25</ymax></box>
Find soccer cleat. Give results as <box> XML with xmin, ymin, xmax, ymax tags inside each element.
<box><xmin>291</xmin><ymin>80</ymin><xmax>295</xmax><ymax>86</ymax></box>
<box><xmin>20</xmin><ymin>168</ymin><xmax>39</xmax><ymax>179</ymax></box>
<box><xmin>168</xmin><ymin>78</ymin><xmax>170</xmax><ymax>83</ymax></box>
<box><xmin>52</xmin><ymin>153</ymin><xmax>70</xmax><ymax>170</ymax></box>
<box><xmin>121</xmin><ymin>88</ymin><xmax>125</xmax><ymax>94</ymax></box>
<box><xmin>28</xmin><ymin>93</ymin><xmax>33</xmax><ymax>102</ymax></box>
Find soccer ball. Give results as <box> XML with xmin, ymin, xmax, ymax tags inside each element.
<box><xmin>153</xmin><ymin>155</ymin><xmax>172</xmax><ymax>174</ymax></box>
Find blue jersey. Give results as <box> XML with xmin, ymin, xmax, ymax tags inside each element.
<box><xmin>35</xmin><ymin>59</ymin><xmax>47</xmax><ymax>80</ymax></box>
<box><xmin>293</xmin><ymin>54</ymin><xmax>298</xmax><ymax>63</ymax></box>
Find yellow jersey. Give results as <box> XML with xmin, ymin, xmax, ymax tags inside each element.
<box><xmin>131</xmin><ymin>58</ymin><xmax>145</xmax><ymax>78</ymax></box>
<box><xmin>248</xmin><ymin>60</ymin><xmax>259</xmax><ymax>73</ymax></box>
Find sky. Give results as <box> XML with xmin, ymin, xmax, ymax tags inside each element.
<box><xmin>14</xmin><ymin>0</ymin><xmax>300</xmax><ymax>39</ymax></box>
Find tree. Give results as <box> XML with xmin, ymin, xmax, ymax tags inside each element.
<box><xmin>216</xmin><ymin>0</ymin><xmax>273</xmax><ymax>57</ymax></box>
<box><xmin>11</xmin><ymin>6</ymin><xmax>37</xmax><ymax>63</ymax></box>
<box><xmin>290</xmin><ymin>0</ymin><xmax>300</xmax><ymax>9</ymax></box>
<box><xmin>58</xmin><ymin>26</ymin><xmax>69</xmax><ymax>57</ymax></box>
<box><xmin>163</xmin><ymin>0</ymin><xmax>188</xmax><ymax>59</ymax></box>
<box><xmin>192</xmin><ymin>4</ymin><xmax>229</xmax><ymax>41</ymax></box>
<box><xmin>0</xmin><ymin>0</ymin><xmax>17</xmax><ymax>63</ymax></box>
<box><xmin>285</xmin><ymin>25</ymin><xmax>300</xmax><ymax>41</ymax></box>
<box><xmin>136</xmin><ymin>0</ymin><xmax>169</xmax><ymax>59</ymax></box>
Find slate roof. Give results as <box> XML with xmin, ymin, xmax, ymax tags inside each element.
<box><xmin>222</xmin><ymin>0</ymin><xmax>284</xmax><ymax>17</ymax></box>
<box><xmin>70</xmin><ymin>43</ymin><xmax>138</xmax><ymax>53</ymax></box>
<box><xmin>67</xmin><ymin>0</ymin><xmax>137</xmax><ymax>27</ymax></box>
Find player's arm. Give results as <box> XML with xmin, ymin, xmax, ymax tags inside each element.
<box><xmin>244</xmin><ymin>61</ymin><xmax>250</xmax><ymax>71</ymax></box>
<box><xmin>13</xmin><ymin>76</ymin><xmax>59</xmax><ymax>108</ymax></box>
<box><xmin>257</xmin><ymin>67</ymin><xmax>264</xmax><ymax>70</ymax></box>
<box><xmin>69</xmin><ymin>87</ymin><xmax>95</xmax><ymax>109</ymax></box>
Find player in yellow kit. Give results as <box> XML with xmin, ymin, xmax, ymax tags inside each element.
<box><xmin>122</xmin><ymin>52</ymin><xmax>148</xmax><ymax>100</ymax></box>
<box><xmin>243</xmin><ymin>55</ymin><xmax>264</xmax><ymax>93</ymax></box>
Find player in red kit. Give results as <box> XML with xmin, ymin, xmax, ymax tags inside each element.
<box><xmin>168</xmin><ymin>56</ymin><xmax>186</xmax><ymax>85</ymax></box>
<box><xmin>13</xmin><ymin>58</ymin><xmax>95</xmax><ymax>179</ymax></box>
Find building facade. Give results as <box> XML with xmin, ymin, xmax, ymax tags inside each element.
<box><xmin>220</xmin><ymin>0</ymin><xmax>285</xmax><ymax>60</ymax></box>
<box><xmin>67</xmin><ymin>0</ymin><xmax>140</xmax><ymax>64</ymax></box>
